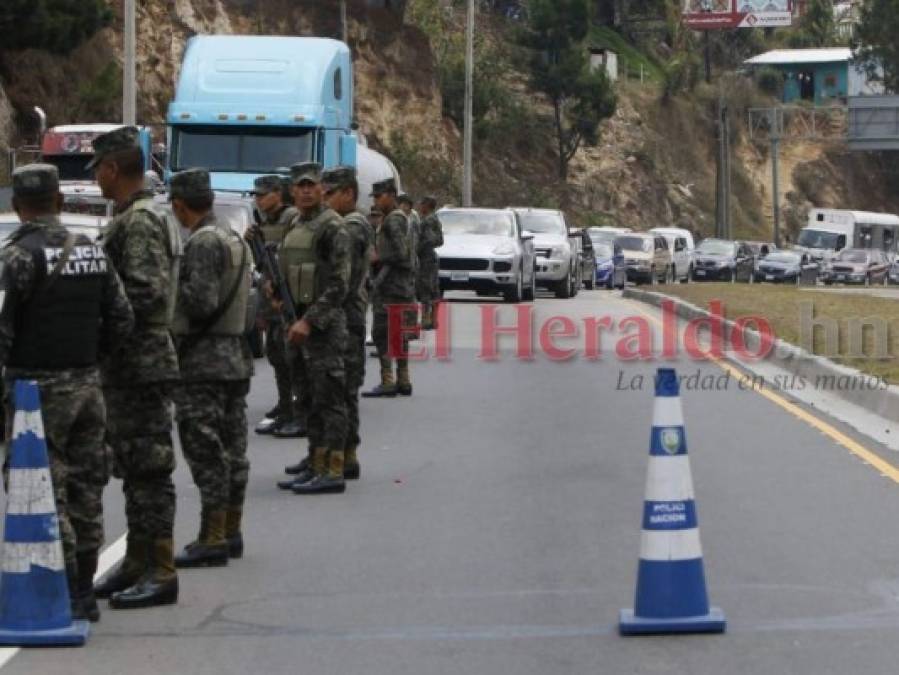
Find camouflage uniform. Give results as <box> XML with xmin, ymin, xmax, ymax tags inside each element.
<box><xmin>260</xmin><ymin>200</ymin><xmax>301</xmax><ymax>426</ymax></box>
<box><xmin>92</xmin><ymin>127</ymin><xmax>182</xmax><ymax>608</ymax></box>
<box><xmin>416</xmin><ymin>211</ymin><xmax>444</xmax><ymax>327</ymax></box>
<box><xmin>174</xmin><ymin>211</ymin><xmax>253</xmax><ymax>513</ymax></box>
<box><xmin>279</xmin><ymin>162</ymin><xmax>351</xmax><ymax>493</ymax></box>
<box><xmin>367</xmin><ymin>182</ymin><xmax>416</xmax><ymax>396</ymax></box>
<box><xmin>0</xmin><ymin>164</ymin><xmax>134</xmax><ymax>619</ymax></box>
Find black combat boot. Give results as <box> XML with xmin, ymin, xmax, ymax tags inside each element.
<box><xmin>76</xmin><ymin>552</ymin><xmax>101</xmax><ymax>622</ymax></box>
<box><xmin>284</xmin><ymin>456</ymin><xmax>309</xmax><ymax>475</ymax></box>
<box><xmin>109</xmin><ymin>539</ymin><xmax>179</xmax><ymax>609</ymax></box>
<box><xmin>362</xmin><ymin>359</ymin><xmax>398</xmax><ymax>398</ymax></box>
<box><xmin>272</xmin><ymin>419</ymin><xmax>307</xmax><ymax>438</ymax></box>
<box><xmin>94</xmin><ymin>534</ymin><xmax>146</xmax><ymax>599</ymax></box>
<box><xmin>175</xmin><ymin>510</ymin><xmax>229</xmax><ymax>568</ymax></box>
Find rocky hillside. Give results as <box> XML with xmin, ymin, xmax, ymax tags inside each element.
<box><xmin>1</xmin><ymin>1</ymin><xmax>898</xmax><ymax>240</ymax></box>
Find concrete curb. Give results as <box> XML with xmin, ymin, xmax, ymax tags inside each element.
<box><xmin>623</xmin><ymin>287</ymin><xmax>899</xmax><ymax>425</ymax></box>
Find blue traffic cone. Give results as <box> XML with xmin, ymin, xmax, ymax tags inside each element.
<box><xmin>0</xmin><ymin>380</ymin><xmax>89</xmax><ymax>646</ymax></box>
<box><xmin>619</xmin><ymin>368</ymin><xmax>726</xmax><ymax>635</ymax></box>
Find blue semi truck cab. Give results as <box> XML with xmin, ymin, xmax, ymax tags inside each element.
<box><xmin>166</xmin><ymin>35</ymin><xmax>357</xmax><ymax>191</ymax></box>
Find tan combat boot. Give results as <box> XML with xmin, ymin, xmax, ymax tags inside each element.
<box><xmin>109</xmin><ymin>539</ymin><xmax>179</xmax><ymax>609</ymax></box>
<box><xmin>396</xmin><ymin>359</ymin><xmax>413</xmax><ymax>397</ymax></box>
<box><xmin>293</xmin><ymin>449</ymin><xmax>346</xmax><ymax>494</ymax></box>
<box><xmin>94</xmin><ymin>533</ymin><xmax>147</xmax><ymax>599</ymax></box>
<box><xmin>362</xmin><ymin>357</ymin><xmax>398</xmax><ymax>397</ymax></box>
<box><xmin>175</xmin><ymin>510</ymin><xmax>229</xmax><ymax>568</ymax></box>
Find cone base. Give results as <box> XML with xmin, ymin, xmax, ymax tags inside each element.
<box><xmin>618</xmin><ymin>607</ymin><xmax>726</xmax><ymax>636</ymax></box>
<box><xmin>0</xmin><ymin>620</ymin><xmax>90</xmax><ymax>646</ymax></box>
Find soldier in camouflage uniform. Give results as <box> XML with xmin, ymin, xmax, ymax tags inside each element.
<box><xmin>323</xmin><ymin>166</ymin><xmax>371</xmax><ymax>480</ymax></box>
<box><xmin>0</xmin><ymin>164</ymin><xmax>134</xmax><ymax>622</ymax></box>
<box><xmin>363</xmin><ymin>179</ymin><xmax>416</xmax><ymax>398</ymax></box>
<box><xmin>90</xmin><ymin>127</ymin><xmax>183</xmax><ymax>609</ymax></box>
<box><xmin>274</xmin><ymin>162</ymin><xmax>351</xmax><ymax>495</ymax></box>
<box><xmin>416</xmin><ymin>197</ymin><xmax>444</xmax><ymax>330</ymax></box>
<box><xmin>250</xmin><ymin>175</ymin><xmax>304</xmax><ymax>438</ymax></box>
<box><xmin>169</xmin><ymin>169</ymin><xmax>254</xmax><ymax>567</ymax></box>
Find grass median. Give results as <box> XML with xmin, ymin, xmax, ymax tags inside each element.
<box><xmin>649</xmin><ymin>283</ymin><xmax>899</xmax><ymax>383</ymax></box>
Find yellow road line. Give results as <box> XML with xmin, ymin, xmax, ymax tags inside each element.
<box><xmin>626</xmin><ymin>299</ymin><xmax>899</xmax><ymax>485</ymax></box>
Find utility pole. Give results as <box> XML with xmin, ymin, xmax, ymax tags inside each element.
<box><xmin>462</xmin><ymin>0</ymin><xmax>474</xmax><ymax>207</ymax></box>
<box><xmin>123</xmin><ymin>0</ymin><xmax>137</xmax><ymax>126</ymax></box>
<box><xmin>769</xmin><ymin>109</ymin><xmax>782</xmax><ymax>248</ymax></box>
<box><xmin>341</xmin><ymin>0</ymin><xmax>348</xmax><ymax>45</ymax></box>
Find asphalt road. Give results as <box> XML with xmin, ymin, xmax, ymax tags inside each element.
<box><xmin>3</xmin><ymin>289</ymin><xmax>899</xmax><ymax>674</ymax></box>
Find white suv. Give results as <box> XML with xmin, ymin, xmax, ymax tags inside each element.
<box><xmin>511</xmin><ymin>208</ymin><xmax>580</xmax><ymax>299</ymax></box>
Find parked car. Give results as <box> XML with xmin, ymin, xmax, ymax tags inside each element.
<box><xmin>692</xmin><ymin>239</ymin><xmax>755</xmax><ymax>282</ymax></box>
<box><xmin>594</xmin><ymin>240</ymin><xmax>627</xmax><ymax>289</ymax></box>
<box><xmin>437</xmin><ymin>208</ymin><xmax>536</xmax><ymax>303</ymax></box>
<box><xmin>650</xmin><ymin>227</ymin><xmax>695</xmax><ymax>282</ymax></box>
<box><xmin>753</xmin><ymin>250</ymin><xmax>805</xmax><ymax>284</ymax></box>
<box><xmin>512</xmin><ymin>208</ymin><xmax>579</xmax><ymax>298</ymax></box>
<box><xmin>617</xmin><ymin>233</ymin><xmax>673</xmax><ymax>285</ymax></box>
<box><xmin>570</xmin><ymin>228</ymin><xmax>597</xmax><ymax>289</ymax></box>
<box><xmin>822</xmin><ymin>248</ymin><xmax>890</xmax><ymax>286</ymax></box>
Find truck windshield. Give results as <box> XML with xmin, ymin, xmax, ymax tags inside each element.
<box><xmin>798</xmin><ymin>229</ymin><xmax>842</xmax><ymax>250</ymax></box>
<box><xmin>46</xmin><ymin>155</ymin><xmax>95</xmax><ymax>182</ymax></box>
<box><xmin>171</xmin><ymin>126</ymin><xmax>315</xmax><ymax>173</ymax></box>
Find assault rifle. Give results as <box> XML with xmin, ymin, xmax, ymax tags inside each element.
<box><xmin>247</xmin><ymin>211</ymin><xmax>297</xmax><ymax>325</ymax></box>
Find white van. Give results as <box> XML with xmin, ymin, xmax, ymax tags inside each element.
<box><xmin>796</xmin><ymin>209</ymin><xmax>899</xmax><ymax>263</ymax></box>
<box><xmin>650</xmin><ymin>227</ymin><xmax>695</xmax><ymax>282</ymax></box>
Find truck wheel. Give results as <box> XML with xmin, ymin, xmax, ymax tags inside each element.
<box><xmin>523</xmin><ymin>266</ymin><xmax>536</xmax><ymax>301</ymax></box>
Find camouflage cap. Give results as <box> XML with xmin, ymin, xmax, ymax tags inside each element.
<box><xmin>87</xmin><ymin>126</ymin><xmax>141</xmax><ymax>170</ymax></box>
<box><xmin>290</xmin><ymin>162</ymin><xmax>323</xmax><ymax>185</ymax></box>
<box><xmin>12</xmin><ymin>163</ymin><xmax>60</xmax><ymax>197</ymax></box>
<box><xmin>322</xmin><ymin>165</ymin><xmax>357</xmax><ymax>193</ymax></box>
<box><xmin>169</xmin><ymin>168</ymin><xmax>212</xmax><ymax>202</ymax></box>
<box><xmin>397</xmin><ymin>193</ymin><xmax>413</xmax><ymax>206</ymax></box>
<box><xmin>370</xmin><ymin>177</ymin><xmax>398</xmax><ymax>197</ymax></box>
<box><xmin>251</xmin><ymin>175</ymin><xmax>283</xmax><ymax>195</ymax></box>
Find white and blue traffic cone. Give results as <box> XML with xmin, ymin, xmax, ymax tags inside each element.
<box><xmin>0</xmin><ymin>380</ymin><xmax>89</xmax><ymax>646</ymax></box>
<box><xmin>619</xmin><ymin>368</ymin><xmax>726</xmax><ymax>635</ymax></box>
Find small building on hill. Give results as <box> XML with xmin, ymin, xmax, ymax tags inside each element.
<box><xmin>744</xmin><ymin>48</ymin><xmax>883</xmax><ymax>105</ymax></box>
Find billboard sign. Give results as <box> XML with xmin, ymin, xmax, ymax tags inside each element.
<box><xmin>683</xmin><ymin>0</ymin><xmax>792</xmax><ymax>30</ymax></box>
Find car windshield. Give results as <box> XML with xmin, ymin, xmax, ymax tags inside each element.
<box><xmin>765</xmin><ymin>251</ymin><xmax>801</xmax><ymax>264</ymax></box>
<box><xmin>439</xmin><ymin>211</ymin><xmax>513</xmax><ymax>237</ymax></box>
<box><xmin>171</xmin><ymin>125</ymin><xmax>315</xmax><ymax>173</ymax></box>
<box><xmin>797</xmin><ymin>229</ymin><xmax>842</xmax><ymax>249</ymax></box>
<box><xmin>834</xmin><ymin>250</ymin><xmax>869</xmax><ymax>263</ymax></box>
<box><xmin>595</xmin><ymin>243</ymin><xmax>613</xmax><ymax>258</ymax></box>
<box><xmin>215</xmin><ymin>202</ymin><xmax>252</xmax><ymax>235</ymax></box>
<box><xmin>697</xmin><ymin>240</ymin><xmax>735</xmax><ymax>256</ymax></box>
<box><xmin>618</xmin><ymin>236</ymin><xmax>652</xmax><ymax>253</ymax></box>
<box><xmin>516</xmin><ymin>212</ymin><xmax>565</xmax><ymax>235</ymax></box>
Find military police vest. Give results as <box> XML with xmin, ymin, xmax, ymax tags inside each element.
<box><xmin>261</xmin><ymin>205</ymin><xmax>296</xmax><ymax>244</ymax></box>
<box><xmin>173</xmin><ymin>225</ymin><xmax>251</xmax><ymax>337</ymax></box>
<box><xmin>279</xmin><ymin>208</ymin><xmax>338</xmax><ymax>309</ymax></box>
<box><xmin>105</xmin><ymin>197</ymin><xmax>183</xmax><ymax>327</ymax></box>
<box><xmin>7</xmin><ymin>228</ymin><xmax>107</xmax><ymax>369</ymax></box>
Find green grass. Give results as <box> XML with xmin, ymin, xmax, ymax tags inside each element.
<box><xmin>657</xmin><ymin>284</ymin><xmax>899</xmax><ymax>383</ymax></box>
<box><xmin>589</xmin><ymin>27</ymin><xmax>664</xmax><ymax>82</ymax></box>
